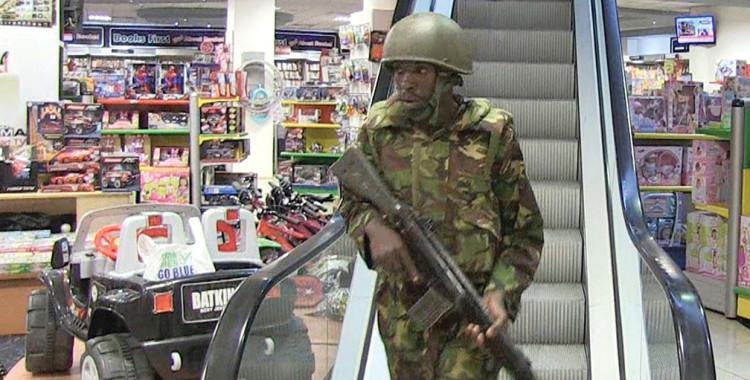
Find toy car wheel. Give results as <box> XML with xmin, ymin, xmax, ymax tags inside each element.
<box><xmin>75</xmin><ymin>126</ymin><xmax>84</xmax><ymax>135</ymax></box>
<box><xmin>25</xmin><ymin>290</ymin><xmax>74</xmax><ymax>374</ymax></box>
<box><xmin>81</xmin><ymin>333</ymin><xmax>154</xmax><ymax>380</ymax></box>
<box><xmin>114</xmin><ymin>179</ymin><xmax>122</xmax><ymax>188</ymax></box>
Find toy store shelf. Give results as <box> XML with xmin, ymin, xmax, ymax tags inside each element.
<box><xmin>280</xmin><ymin>152</ymin><xmax>343</xmax><ymax>161</ymax></box>
<box><xmin>199</xmin><ymin>133</ymin><xmax>250</xmax><ymax>144</ymax></box>
<box><xmin>0</xmin><ymin>272</ymin><xmax>39</xmax><ymax>281</ymax></box>
<box><xmin>97</xmin><ymin>99</ymin><xmax>189</xmax><ymax>107</ymax></box>
<box><xmin>695</xmin><ymin>203</ymin><xmax>730</xmax><ymax>218</ymax></box>
<box><xmin>198</xmin><ymin>97</ymin><xmax>240</xmax><ymax>107</ymax></box>
<box><xmin>695</xmin><ymin>129</ymin><xmax>732</xmax><ymax>141</ymax></box>
<box><xmin>633</xmin><ymin>133</ymin><xmax>726</xmax><ymax>141</ymax></box>
<box><xmin>102</xmin><ymin>129</ymin><xmax>190</xmax><ymax>135</ymax></box>
<box><xmin>639</xmin><ymin>185</ymin><xmax>692</xmax><ymax>192</ymax></box>
<box><xmin>200</xmin><ymin>159</ymin><xmax>245</xmax><ymax>165</ymax></box>
<box><xmin>281</xmin><ymin>122</ymin><xmax>340</xmax><ymax>129</ymax></box>
<box><xmin>281</xmin><ymin>101</ymin><xmax>337</xmax><ymax>106</ymax></box>
<box><xmin>734</xmin><ymin>286</ymin><xmax>750</xmax><ymax>297</ymax></box>
<box><xmin>292</xmin><ymin>185</ymin><xmax>339</xmax><ymax>196</ymax></box>
<box><xmin>0</xmin><ymin>191</ymin><xmax>131</xmax><ymax>201</ymax></box>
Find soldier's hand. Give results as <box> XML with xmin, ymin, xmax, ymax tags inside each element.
<box><xmin>465</xmin><ymin>290</ymin><xmax>509</xmax><ymax>349</ymax></box>
<box><xmin>364</xmin><ymin>217</ymin><xmax>420</xmax><ymax>282</ymax></box>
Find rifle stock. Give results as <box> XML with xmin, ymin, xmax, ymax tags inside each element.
<box><xmin>331</xmin><ymin>148</ymin><xmax>535</xmax><ymax>380</ymax></box>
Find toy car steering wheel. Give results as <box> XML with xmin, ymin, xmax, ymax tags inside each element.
<box><xmin>94</xmin><ymin>224</ymin><xmax>171</xmax><ymax>260</ymax></box>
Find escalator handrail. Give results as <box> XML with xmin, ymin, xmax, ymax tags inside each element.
<box><xmin>598</xmin><ymin>0</ymin><xmax>716</xmax><ymax>377</ymax></box>
<box><xmin>201</xmin><ymin>216</ymin><xmax>346</xmax><ymax>380</ymax></box>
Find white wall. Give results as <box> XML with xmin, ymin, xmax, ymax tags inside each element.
<box><xmin>625</xmin><ymin>34</ymin><xmax>673</xmax><ymax>57</ymax></box>
<box><xmin>685</xmin><ymin>6</ymin><xmax>750</xmax><ymax>93</ymax></box>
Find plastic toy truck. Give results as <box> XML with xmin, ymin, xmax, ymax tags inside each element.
<box><xmin>25</xmin><ymin>204</ymin><xmax>314</xmax><ymax>380</ymax></box>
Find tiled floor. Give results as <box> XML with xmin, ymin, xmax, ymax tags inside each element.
<box><xmin>0</xmin><ymin>335</ymin><xmax>24</xmax><ymax>372</ymax></box>
<box><xmin>707</xmin><ymin>311</ymin><xmax>750</xmax><ymax>380</ymax></box>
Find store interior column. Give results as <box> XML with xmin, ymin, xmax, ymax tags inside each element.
<box><xmin>226</xmin><ymin>0</ymin><xmax>276</xmax><ymax>180</ymax></box>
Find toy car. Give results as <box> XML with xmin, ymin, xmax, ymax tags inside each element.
<box><xmin>66</xmin><ymin>117</ymin><xmax>99</xmax><ymax>136</ymax></box>
<box><xmin>104</xmin><ymin>170</ymin><xmax>133</xmax><ymax>188</ymax></box>
<box><xmin>50</xmin><ymin>173</ymin><xmax>86</xmax><ymax>185</ymax></box>
<box><xmin>53</xmin><ymin>148</ymin><xmax>96</xmax><ymax>164</ymax></box>
<box><xmin>26</xmin><ymin>205</ymin><xmax>314</xmax><ymax>380</ymax></box>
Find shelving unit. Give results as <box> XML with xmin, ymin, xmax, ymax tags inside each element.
<box><xmin>102</xmin><ymin>129</ymin><xmax>189</xmax><ymax>135</ymax></box>
<box><xmin>292</xmin><ymin>185</ymin><xmax>339</xmax><ymax>196</ymax></box>
<box><xmin>198</xmin><ymin>96</ymin><xmax>240</xmax><ymax>107</ymax></box>
<box><xmin>198</xmin><ymin>132</ymin><xmax>250</xmax><ymax>144</ymax></box>
<box><xmin>640</xmin><ymin>185</ymin><xmax>692</xmax><ymax>192</ymax></box>
<box><xmin>97</xmin><ymin>99</ymin><xmax>189</xmax><ymax>107</ymax></box>
<box><xmin>281</xmin><ymin>122</ymin><xmax>340</xmax><ymax>129</ymax></box>
<box><xmin>281</xmin><ymin>101</ymin><xmax>337</xmax><ymax>106</ymax></box>
<box><xmin>633</xmin><ymin>132</ymin><xmax>727</xmax><ymax>141</ymax></box>
<box><xmin>280</xmin><ymin>152</ymin><xmax>342</xmax><ymax>160</ymax></box>
<box><xmin>695</xmin><ymin>203</ymin><xmax>731</xmax><ymax>218</ymax></box>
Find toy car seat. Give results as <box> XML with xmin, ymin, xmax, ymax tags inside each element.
<box><xmin>202</xmin><ymin>208</ymin><xmax>263</xmax><ymax>266</ymax></box>
<box><xmin>114</xmin><ymin>212</ymin><xmax>188</xmax><ymax>275</ymax></box>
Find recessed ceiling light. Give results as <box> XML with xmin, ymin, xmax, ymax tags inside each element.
<box><xmin>653</xmin><ymin>20</ymin><xmax>657</xmax><ymax>24</ymax></box>
<box><xmin>174</xmin><ymin>21</ymin><xmax>180</xmax><ymax>26</ymax></box>
<box><xmin>333</xmin><ymin>15</ymin><xmax>350</xmax><ymax>22</ymax></box>
<box><xmin>206</xmin><ymin>23</ymin><xmax>212</xmax><ymax>28</ymax></box>
<box><xmin>88</xmin><ymin>14</ymin><xmax>112</xmax><ymax>22</ymax></box>
<box><xmin>183</xmin><ymin>18</ymin><xmax>188</xmax><ymax>22</ymax></box>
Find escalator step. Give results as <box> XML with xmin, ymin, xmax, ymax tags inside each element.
<box><xmin>531</xmin><ymin>181</ymin><xmax>580</xmax><ymax>230</ymax></box>
<box><xmin>520</xmin><ymin>138</ymin><xmax>579</xmax><ymax>182</ymax></box>
<box><xmin>508</xmin><ymin>283</ymin><xmax>585</xmax><ymax>344</ymax></box>
<box><xmin>649</xmin><ymin>344</ymin><xmax>680</xmax><ymax>380</ymax></box>
<box><xmin>462</xmin><ymin>62</ymin><xmax>575</xmax><ymax>99</ymax></box>
<box><xmin>498</xmin><ymin>344</ymin><xmax>588</xmax><ymax>379</ymax></box>
<box><xmin>457</xmin><ymin>1</ymin><xmax>572</xmax><ymax>31</ymax></box>
<box><xmin>536</xmin><ymin>229</ymin><xmax>582</xmax><ymax>283</ymax></box>
<box><xmin>488</xmin><ymin>98</ymin><xmax>578</xmax><ymax>139</ymax></box>
<box><xmin>642</xmin><ymin>278</ymin><xmax>678</xmax><ymax>344</ymax></box>
<box><xmin>468</xmin><ymin>29</ymin><xmax>574</xmax><ymax>64</ymax></box>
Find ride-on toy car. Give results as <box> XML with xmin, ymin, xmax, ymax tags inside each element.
<box><xmin>25</xmin><ymin>204</ymin><xmax>314</xmax><ymax>380</ymax></box>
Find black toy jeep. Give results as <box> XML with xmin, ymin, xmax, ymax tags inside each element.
<box><xmin>25</xmin><ymin>204</ymin><xmax>314</xmax><ymax>380</ymax></box>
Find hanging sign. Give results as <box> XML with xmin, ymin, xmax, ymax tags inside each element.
<box><xmin>109</xmin><ymin>27</ymin><xmax>225</xmax><ymax>48</ymax></box>
<box><xmin>275</xmin><ymin>30</ymin><xmax>338</xmax><ymax>52</ymax></box>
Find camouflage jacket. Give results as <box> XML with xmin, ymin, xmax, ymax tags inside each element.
<box><xmin>337</xmin><ymin>96</ymin><xmax>544</xmax><ymax>321</ymax></box>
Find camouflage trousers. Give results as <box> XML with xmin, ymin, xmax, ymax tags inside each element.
<box><xmin>376</xmin><ymin>279</ymin><xmax>501</xmax><ymax>380</ymax></box>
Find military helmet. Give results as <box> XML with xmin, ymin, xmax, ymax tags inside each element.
<box><xmin>382</xmin><ymin>12</ymin><xmax>473</xmax><ymax>75</ymax></box>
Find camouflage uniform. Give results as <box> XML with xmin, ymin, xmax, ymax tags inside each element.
<box><xmin>338</xmin><ymin>95</ymin><xmax>544</xmax><ymax>379</ymax></box>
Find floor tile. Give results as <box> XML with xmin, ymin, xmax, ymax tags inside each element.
<box><xmin>717</xmin><ymin>368</ymin><xmax>748</xmax><ymax>380</ymax></box>
<box><xmin>706</xmin><ymin>311</ymin><xmax>750</xmax><ymax>348</ymax></box>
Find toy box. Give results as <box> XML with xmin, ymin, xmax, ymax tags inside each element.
<box><xmin>64</xmin><ymin>103</ymin><xmax>103</xmax><ymax>139</ymax></box>
<box><xmin>103</xmin><ymin>110</ymin><xmax>139</xmax><ymax>130</ymax></box>
<box><xmin>293</xmin><ymin>164</ymin><xmax>335</xmax><ymax>186</ymax></box>
<box><xmin>716</xmin><ymin>60</ymin><xmax>747</xmax><ymax>82</ymax></box>
<box><xmin>739</xmin><ymin>216</ymin><xmax>750</xmax><ymax>288</ymax></box>
<box><xmin>27</xmin><ymin>102</ymin><xmax>63</xmax><ymax>135</ymax></box>
<box><xmin>671</xmin><ymin>192</ymin><xmax>688</xmax><ymax>247</ymax></box>
<box><xmin>641</xmin><ymin>192</ymin><xmax>676</xmax><ymax>218</ymax></box>
<box><xmin>635</xmin><ymin>146</ymin><xmax>683</xmax><ymax>186</ymax></box>
<box><xmin>200</xmin><ymin>140</ymin><xmax>248</xmax><ymax>162</ymax></box>
<box><xmin>700</xmin><ymin>94</ymin><xmax>723</xmax><ymax>127</ymax></box>
<box><xmin>682</xmin><ymin>147</ymin><xmax>693</xmax><ymax>186</ymax></box>
<box><xmin>92</xmin><ymin>74</ymin><xmax>126</xmax><ymax>99</ymax></box>
<box><xmin>698</xmin><ymin>213</ymin><xmax>728</xmax><ymax>279</ymax></box>
<box><xmin>100</xmin><ymin>153</ymin><xmax>140</xmax><ymax>192</ymax></box>
<box><xmin>140</xmin><ymin>166</ymin><xmax>190</xmax><ymax>204</ymax></box>
<box><xmin>148</xmin><ymin>112</ymin><xmax>189</xmax><ymax>130</ymax></box>
<box><xmin>160</xmin><ymin>64</ymin><xmax>186</xmax><ymax>98</ymax></box>
<box><xmin>664</xmin><ymin>81</ymin><xmax>703</xmax><ymax>133</ymax></box>
<box><xmin>692</xmin><ymin>140</ymin><xmax>730</xmax><ymax>205</ymax></box>
<box><xmin>297</xmin><ymin>108</ymin><xmax>321</xmax><ymax>124</ymax></box>
<box><xmin>101</xmin><ymin>135</ymin><xmax>123</xmax><ymax>153</ymax></box>
<box><xmin>720</xmin><ymin>77</ymin><xmax>750</xmax><ymax>129</ymax></box>
<box><xmin>297</xmin><ymin>86</ymin><xmax>321</xmax><ymax>101</ymax></box>
<box><xmin>123</xmin><ymin>135</ymin><xmax>151</xmax><ymax>166</ymax></box>
<box><xmin>48</xmin><ymin>147</ymin><xmax>99</xmax><ymax>172</ymax></box>
<box><xmin>285</xmin><ymin>128</ymin><xmax>305</xmax><ymax>153</ymax></box>
<box><xmin>0</xmin><ymin>145</ymin><xmax>38</xmax><ymax>192</ymax></box>
<box><xmin>129</xmin><ymin>63</ymin><xmax>157</xmax><ymax>99</ymax></box>
<box><xmin>152</xmin><ymin>147</ymin><xmax>189</xmax><ymax>167</ymax></box>
<box><xmin>42</xmin><ymin>167</ymin><xmax>98</xmax><ymax>192</ymax></box>
<box><xmin>629</xmin><ymin>96</ymin><xmax>665</xmax><ymax>133</ymax></box>
<box><xmin>686</xmin><ymin>211</ymin><xmax>710</xmax><ymax>272</ymax></box>
<box><xmin>201</xmin><ymin>106</ymin><xmax>228</xmax><ymax>134</ymax></box>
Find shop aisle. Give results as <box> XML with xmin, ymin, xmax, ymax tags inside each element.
<box><xmin>708</xmin><ymin>311</ymin><xmax>750</xmax><ymax>379</ymax></box>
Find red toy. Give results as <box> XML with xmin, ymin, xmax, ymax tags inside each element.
<box><xmin>50</xmin><ymin>173</ymin><xmax>87</xmax><ymax>185</ymax></box>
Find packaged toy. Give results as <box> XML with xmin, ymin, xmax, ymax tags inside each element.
<box><xmin>739</xmin><ymin>216</ymin><xmax>750</xmax><ymax>288</ymax></box>
<box><xmin>64</xmin><ymin>103</ymin><xmax>103</xmax><ymax>139</ymax></box>
<box><xmin>103</xmin><ymin>110</ymin><xmax>139</xmax><ymax>130</ymax></box>
<box><xmin>123</xmin><ymin>135</ymin><xmax>151</xmax><ymax>166</ymax></box>
<box><xmin>293</xmin><ymin>165</ymin><xmax>335</xmax><ymax>186</ymax></box>
<box><xmin>297</xmin><ymin>86</ymin><xmax>321</xmax><ymax>101</ymax></box>
<box><xmin>634</xmin><ymin>146</ymin><xmax>682</xmax><ymax>186</ymax></box>
<box><xmin>700</xmin><ymin>94</ymin><xmax>722</xmax><ymax>127</ymax></box>
<box><xmin>297</xmin><ymin>108</ymin><xmax>320</xmax><ymax>124</ymax></box>
<box><xmin>160</xmin><ymin>64</ymin><xmax>186</xmax><ymax>98</ymax></box>
<box><xmin>656</xmin><ymin>218</ymin><xmax>675</xmax><ymax>246</ymax></box>
<box><xmin>100</xmin><ymin>135</ymin><xmax>122</xmax><ymax>153</ymax></box>
<box><xmin>148</xmin><ymin>112</ymin><xmax>189</xmax><ymax>129</ymax></box>
<box><xmin>664</xmin><ymin>81</ymin><xmax>703</xmax><ymax>133</ymax></box>
<box><xmin>698</xmin><ymin>213</ymin><xmax>728</xmax><ymax>279</ymax></box>
<box><xmin>100</xmin><ymin>153</ymin><xmax>140</xmax><ymax>192</ymax></box>
<box><xmin>42</xmin><ymin>167</ymin><xmax>98</xmax><ymax>192</ymax></box>
<box><xmin>226</xmin><ymin>106</ymin><xmax>241</xmax><ymax>133</ymax></box>
<box><xmin>0</xmin><ymin>144</ymin><xmax>38</xmax><ymax>192</ymax></box>
<box><xmin>92</xmin><ymin>74</ymin><xmax>126</xmax><ymax>99</ymax></box>
<box><xmin>201</xmin><ymin>106</ymin><xmax>227</xmax><ymax>134</ymax></box>
<box><xmin>140</xmin><ymin>166</ymin><xmax>190</xmax><ymax>204</ymax></box>
<box><xmin>129</xmin><ymin>63</ymin><xmax>157</xmax><ymax>99</ymax></box>
<box><xmin>641</xmin><ymin>192</ymin><xmax>676</xmax><ymax>218</ymax></box>
<box><xmin>28</xmin><ymin>102</ymin><xmax>63</xmax><ymax>135</ymax></box>
<box><xmin>692</xmin><ymin>140</ymin><xmax>730</xmax><ymax>205</ymax></box>
<box><xmin>720</xmin><ymin>77</ymin><xmax>750</xmax><ymax>129</ymax></box>
<box><xmin>682</xmin><ymin>147</ymin><xmax>693</xmax><ymax>186</ymax></box>
<box><xmin>671</xmin><ymin>192</ymin><xmax>688</xmax><ymax>247</ymax></box>
<box><xmin>629</xmin><ymin>96</ymin><xmax>665</xmax><ymax>133</ymax></box>
<box><xmin>200</xmin><ymin>140</ymin><xmax>247</xmax><ymax>162</ymax></box>
<box><xmin>320</xmin><ymin>87</ymin><xmax>345</xmax><ymax>101</ymax></box>
<box><xmin>48</xmin><ymin>147</ymin><xmax>99</xmax><ymax>172</ymax></box>
<box><xmin>152</xmin><ymin>146</ymin><xmax>189</xmax><ymax>167</ymax></box>
<box><xmin>716</xmin><ymin>60</ymin><xmax>747</xmax><ymax>82</ymax></box>
<box><xmin>686</xmin><ymin>211</ymin><xmax>710</xmax><ymax>272</ymax></box>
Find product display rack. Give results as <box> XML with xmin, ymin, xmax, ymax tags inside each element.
<box><xmin>281</xmin><ymin>100</ymin><xmax>337</xmax><ymax>106</ymax></box>
<box><xmin>633</xmin><ymin>132</ymin><xmax>727</xmax><ymax>141</ymax></box>
<box><xmin>640</xmin><ymin>185</ymin><xmax>692</xmax><ymax>192</ymax></box>
<box><xmin>101</xmin><ymin>129</ymin><xmax>190</xmax><ymax>135</ymax></box>
<box><xmin>281</xmin><ymin>122</ymin><xmax>340</xmax><ymax>129</ymax></box>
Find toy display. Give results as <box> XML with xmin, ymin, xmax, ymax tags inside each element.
<box><xmin>160</xmin><ymin>64</ymin><xmax>186</xmax><ymax>98</ymax></box>
<box><xmin>129</xmin><ymin>63</ymin><xmax>158</xmax><ymax>99</ymax></box>
<box><xmin>686</xmin><ymin>211</ymin><xmax>710</xmax><ymax>272</ymax></box>
<box><xmin>692</xmin><ymin>140</ymin><xmax>730</xmax><ymax>205</ymax></box>
<box><xmin>28</xmin><ymin>102</ymin><xmax>63</xmax><ymax>135</ymax></box>
<box><xmin>48</xmin><ymin>147</ymin><xmax>98</xmax><ymax>168</ymax></box>
<box><xmin>200</xmin><ymin>140</ymin><xmax>247</xmax><ymax>162</ymax></box>
<box><xmin>720</xmin><ymin>77</ymin><xmax>750</xmax><ymax>129</ymax></box>
<box><xmin>716</xmin><ymin>60</ymin><xmax>747</xmax><ymax>82</ymax></box>
<box><xmin>201</xmin><ymin>106</ymin><xmax>228</xmax><ymax>134</ymax></box>
<box><xmin>92</xmin><ymin>74</ymin><xmax>126</xmax><ymax>99</ymax></box>
<box><xmin>664</xmin><ymin>81</ymin><xmax>703</xmax><ymax>133</ymax></box>
<box><xmin>292</xmin><ymin>164</ymin><xmax>336</xmax><ymax>186</ymax></box>
<box><xmin>284</xmin><ymin>128</ymin><xmax>305</xmax><ymax>153</ymax></box>
<box><xmin>141</xmin><ymin>167</ymin><xmax>190</xmax><ymax>204</ymax></box>
<box><xmin>64</xmin><ymin>103</ymin><xmax>103</xmax><ymax>139</ymax></box>
<box><xmin>100</xmin><ymin>135</ymin><xmax>122</xmax><ymax>153</ymax></box>
<box><xmin>297</xmin><ymin>108</ymin><xmax>320</xmax><ymax>124</ymax></box>
<box><xmin>100</xmin><ymin>154</ymin><xmax>140</xmax><ymax>192</ymax></box>
<box><xmin>739</xmin><ymin>216</ymin><xmax>750</xmax><ymax>288</ymax></box>
<box><xmin>641</xmin><ymin>192</ymin><xmax>686</xmax><ymax>247</ymax></box>
<box><xmin>123</xmin><ymin>135</ymin><xmax>151</xmax><ymax>166</ymax></box>
<box><xmin>153</xmin><ymin>147</ymin><xmax>189</xmax><ymax>167</ymax></box>
<box><xmin>0</xmin><ymin>145</ymin><xmax>37</xmax><ymax>192</ymax></box>
<box><xmin>698</xmin><ymin>213</ymin><xmax>728</xmax><ymax>279</ymax></box>
<box><xmin>629</xmin><ymin>96</ymin><xmax>665</xmax><ymax>133</ymax></box>
<box><xmin>700</xmin><ymin>94</ymin><xmax>722</xmax><ymax>127</ymax></box>
<box><xmin>635</xmin><ymin>146</ymin><xmax>683</xmax><ymax>186</ymax></box>
<box><xmin>682</xmin><ymin>147</ymin><xmax>693</xmax><ymax>186</ymax></box>
<box><xmin>148</xmin><ymin>112</ymin><xmax>189</xmax><ymax>130</ymax></box>
<box><xmin>42</xmin><ymin>167</ymin><xmax>98</xmax><ymax>192</ymax></box>
<box><xmin>103</xmin><ymin>110</ymin><xmax>139</xmax><ymax>130</ymax></box>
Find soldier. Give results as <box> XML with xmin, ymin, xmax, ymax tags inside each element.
<box><xmin>338</xmin><ymin>12</ymin><xmax>544</xmax><ymax>379</ymax></box>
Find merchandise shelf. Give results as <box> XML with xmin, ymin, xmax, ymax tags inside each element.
<box><xmin>97</xmin><ymin>99</ymin><xmax>189</xmax><ymax>107</ymax></box>
<box><xmin>200</xmin><ymin>158</ymin><xmax>246</xmax><ymax>165</ymax></box>
<box><xmin>734</xmin><ymin>287</ymin><xmax>750</xmax><ymax>297</ymax></box>
<box><xmin>281</xmin><ymin>122</ymin><xmax>340</xmax><ymax>129</ymax></box>
<box><xmin>0</xmin><ymin>272</ymin><xmax>40</xmax><ymax>281</ymax></box>
<box><xmin>281</xmin><ymin>100</ymin><xmax>337</xmax><ymax>106</ymax></box>
<box><xmin>198</xmin><ymin>97</ymin><xmax>241</xmax><ymax>107</ymax></box>
<box><xmin>0</xmin><ymin>191</ymin><xmax>131</xmax><ymax>201</ymax></box>
<box><xmin>199</xmin><ymin>133</ymin><xmax>249</xmax><ymax>144</ymax></box>
<box><xmin>633</xmin><ymin>132</ymin><xmax>726</xmax><ymax>141</ymax></box>
<box><xmin>291</xmin><ymin>185</ymin><xmax>339</xmax><ymax>196</ymax></box>
<box><xmin>639</xmin><ymin>185</ymin><xmax>692</xmax><ymax>192</ymax></box>
<box><xmin>101</xmin><ymin>129</ymin><xmax>189</xmax><ymax>135</ymax></box>
<box><xmin>280</xmin><ymin>152</ymin><xmax>343</xmax><ymax>160</ymax></box>
<box><xmin>694</xmin><ymin>203</ymin><xmax>730</xmax><ymax>218</ymax></box>
<box><xmin>694</xmin><ymin>128</ymin><xmax>732</xmax><ymax>141</ymax></box>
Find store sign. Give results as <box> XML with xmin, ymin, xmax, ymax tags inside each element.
<box><xmin>275</xmin><ymin>31</ymin><xmax>338</xmax><ymax>52</ymax></box>
<box><xmin>66</xmin><ymin>27</ymin><xmax>105</xmax><ymax>47</ymax></box>
<box><xmin>671</xmin><ymin>37</ymin><xmax>690</xmax><ymax>53</ymax></box>
<box><xmin>109</xmin><ymin>27</ymin><xmax>225</xmax><ymax>48</ymax></box>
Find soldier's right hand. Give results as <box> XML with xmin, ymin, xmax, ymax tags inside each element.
<box><xmin>364</xmin><ymin>217</ymin><xmax>420</xmax><ymax>282</ymax></box>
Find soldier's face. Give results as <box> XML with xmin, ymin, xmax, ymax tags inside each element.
<box><xmin>393</xmin><ymin>62</ymin><xmax>437</xmax><ymax>110</ymax></box>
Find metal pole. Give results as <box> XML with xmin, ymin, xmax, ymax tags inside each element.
<box><xmin>189</xmin><ymin>92</ymin><xmax>201</xmax><ymax>210</ymax></box>
<box><xmin>726</xmin><ymin>99</ymin><xmax>745</xmax><ymax>318</ymax></box>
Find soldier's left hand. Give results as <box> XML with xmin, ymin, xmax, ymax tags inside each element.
<box><xmin>465</xmin><ymin>290</ymin><xmax>509</xmax><ymax>349</ymax></box>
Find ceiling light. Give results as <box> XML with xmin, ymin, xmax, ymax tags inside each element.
<box><xmin>174</xmin><ymin>21</ymin><xmax>180</xmax><ymax>26</ymax></box>
<box><xmin>87</xmin><ymin>14</ymin><xmax>112</xmax><ymax>22</ymax></box>
<box><xmin>652</xmin><ymin>20</ymin><xmax>657</xmax><ymax>25</ymax></box>
<box><xmin>206</xmin><ymin>23</ymin><xmax>212</xmax><ymax>28</ymax></box>
<box><xmin>183</xmin><ymin>18</ymin><xmax>188</xmax><ymax>22</ymax></box>
<box><xmin>333</xmin><ymin>15</ymin><xmax>350</xmax><ymax>22</ymax></box>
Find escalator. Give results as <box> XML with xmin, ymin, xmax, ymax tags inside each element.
<box><xmin>201</xmin><ymin>0</ymin><xmax>715</xmax><ymax>379</ymax></box>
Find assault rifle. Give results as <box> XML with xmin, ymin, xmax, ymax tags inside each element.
<box><xmin>330</xmin><ymin>148</ymin><xmax>535</xmax><ymax>380</ymax></box>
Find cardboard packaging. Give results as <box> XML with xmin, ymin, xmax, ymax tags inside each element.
<box><xmin>629</xmin><ymin>96</ymin><xmax>666</xmax><ymax>133</ymax></box>
<box><xmin>635</xmin><ymin>146</ymin><xmax>683</xmax><ymax>186</ymax></box>
<box><xmin>692</xmin><ymin>140</ymin><xmax>730</xmax><ymax>205</ymax></box>
<box><xmin>664</xmin><ymin>81</ymin><xmax>703</xmax><ymax>133</ymax></box>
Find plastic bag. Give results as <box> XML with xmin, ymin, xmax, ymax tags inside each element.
<box><xmin>138</xmin><ymin>233</ymin><xmax>215</xmax><ymax>282</ymax></box>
